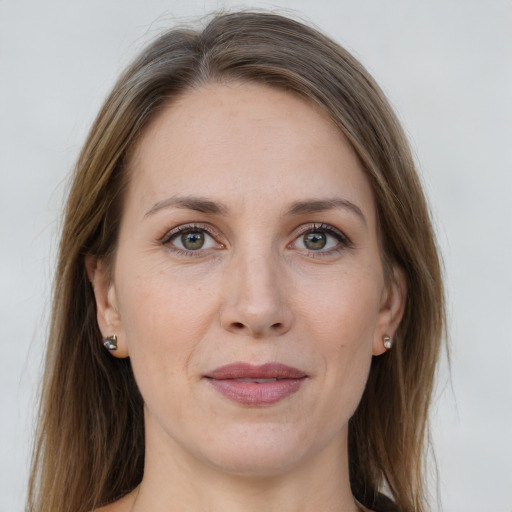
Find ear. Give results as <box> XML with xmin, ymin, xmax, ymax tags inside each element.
<box><xmin>372</xmin><ymin>266</ymin><xmax>407</xmax><ymax>356</ymax></box>
<box><xmin>86</xmin><ymin>254</ymin><xmax>129</xmax><ymax>358</ymax></box>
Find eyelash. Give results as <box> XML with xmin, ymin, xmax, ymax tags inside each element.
<box><xmin>291</xmin><ymin>223</ymin><xmax>352</xmax><ymax>256</ymax></box>
<box><xmin>160</xmin><ymin>222</ymin><xmax>352</xmax><ymax>257</ymax></box>
<box><xmin>160</xmin><ymin>223</ymin><xmax>223</xmax><ymax>257</ymax></box>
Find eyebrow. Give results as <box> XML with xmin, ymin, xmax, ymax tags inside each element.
<box><xmin>144</xmin><ymin>195</ymin><xmax>229</xmax><ymax>218</ymax></box>
<box><xmin>144</xmin><ymin>195</ymin><xmax>366</xmax><ymax>226</ymax></box>
<box><xmin>285</xmin><ymin>198</ymin><xmax>367</xmax><ymax>226</ymax></box>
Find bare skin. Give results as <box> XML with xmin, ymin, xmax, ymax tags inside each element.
<box><xmin>96</xmin><ymin>487</ymin><xmax>373</xmax><ymax>512</ymax></box>
<box><xmin>89</xmin><ymin>82</ymin><xmax>405</xmax><ymax>512</ymax></box>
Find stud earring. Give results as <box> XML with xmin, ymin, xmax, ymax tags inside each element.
<box><xmin>383</xmin><ymin>335</ymin><xmax>393</xmax><ymax>350</ymax></box>
<box><xmin>103</xmin><ymin>335</ymin><xmax>118</xmax><ymax>351</ymax></box>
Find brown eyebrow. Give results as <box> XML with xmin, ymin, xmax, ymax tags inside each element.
<box><xmin>144</xmin><ymin>195</ymin><xmax>229</xmax><ymax>218</ymax></box>
<box><xmin>285</xmin><ymin>198</ymin><xmax>367</xmax><ymax>226</ymax></box>
<box><xmin>144</xmin><ymin>195</ymin><xmax>366</xmax><ymax>226</ymax></box>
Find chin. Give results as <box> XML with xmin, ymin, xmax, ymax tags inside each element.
<box><xmin>208</xmin><ymin>448</ymin><xmax>304</xmax><ymax>477</ymax></box>
<box><xmin>194</xmin><ymin>423</ymin><xmax>331</xmax><ymax>477</ymax></box>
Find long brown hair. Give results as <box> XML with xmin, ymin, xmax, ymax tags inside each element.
<box><xmin>28</xmin><ymin>11</ymin><xmax>445</xmax><ymax>512</ymax></box>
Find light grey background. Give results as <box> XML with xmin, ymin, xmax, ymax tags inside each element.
<box><xmin>1</xmin><ymin>1</ymin><xmax>511</xmax><ymax>511</ymax></box>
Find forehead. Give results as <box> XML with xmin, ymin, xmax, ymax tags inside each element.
<box><xmin>125</xmin><ymin>82</ymin><xmax>375</xmax><ymax>222</ymax></box>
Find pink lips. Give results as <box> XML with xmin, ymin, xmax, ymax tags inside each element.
<box><xmin>205</xmin><ymin>363</ymin><xmax>307</xmax><ymax>406</ymax></box>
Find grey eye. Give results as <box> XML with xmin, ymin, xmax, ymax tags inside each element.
<box><xmin>169</xmin><ymin>229</ymin><xmax>218</xmax><ymax>251</ymax></box>
<box><xmin>303</xmin><ymin>232</ymin><xmax>327</xmax><ymax>250</ymax></box>
<box><xmin>292</xmin><ymin>225</ymin><xmax>346</xmax><ymax>253</ymax></box>
<box><xmin>181</xmin><ymin>231</ymin><xmax>205</xmax><ymax>250</ymax></box>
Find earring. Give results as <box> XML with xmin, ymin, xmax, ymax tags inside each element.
<box><xmin>103</xmin><ymin>335</ymin><xmax>118</xmax><ymax>351</ymax></box>
<box><xmin>383</xmin><ymin>335</ymin><xmax>393</xmax><ymax>350</ymax></box>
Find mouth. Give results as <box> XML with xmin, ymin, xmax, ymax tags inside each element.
<box><xmin>204</xmin><ymin>362</ymin><xmax>308</xmax><ymax>406</ymax></box>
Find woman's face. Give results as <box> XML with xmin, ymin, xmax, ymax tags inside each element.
<box><xmin>91</xmin><ymin>82</ymin><xmax>404</xmax><ymax>476</ymax></box>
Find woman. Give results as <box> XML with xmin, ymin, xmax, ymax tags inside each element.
<box><xmin>27</xmin><ymin>11</ymin><xmax>445</xmax><ymax>512</ymax></box>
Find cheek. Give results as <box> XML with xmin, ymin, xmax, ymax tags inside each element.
<box><xmin>114</xmin><ymin>262</ymin><xmax>218</xmax><ymax>391</ymax></box>
<box><xmin>301</xmin><ymin>265</ymin><xmax>382</xmax><ymax>343</ymax></box>
<box><xmin>118</xmin><ymin>255</ymin><xmax>215</xmax><ymax>331</ymax></box>
<box><xmin>300</xmin><ymin>268</ymin><xmax>381</xmax><ymax>407</ymax></box>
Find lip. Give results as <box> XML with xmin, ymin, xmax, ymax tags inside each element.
<box><xmin>205</xmin><ymin>363</ymin><xmax>308</xmax><ymax>406</ymax></box>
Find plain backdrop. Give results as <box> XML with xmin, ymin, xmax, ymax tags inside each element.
<box><xmin>1</xmin><ymin>1</ymin><xmax>511</xmax><ymax>511</ymax></box>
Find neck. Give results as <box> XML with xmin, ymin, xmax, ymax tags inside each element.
<box><xmin>129</xmin><ymin>421</ymin><xmax>360</xmax><ymax>512</ymax></box>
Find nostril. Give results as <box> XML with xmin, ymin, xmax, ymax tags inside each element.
<box><xmin>233</xmin><ymin>322</ymin><xmax>245</xmax><ymax>329</ymax></box>
<box><xmin>271</xmin><ymin>323</ymin><xmax>283</xmax><ymax>330</ymax></box>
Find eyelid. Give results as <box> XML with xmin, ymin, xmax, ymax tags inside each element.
<box><xmin>160</xmin><ymin>223</ymin><xmax>225</xmax><ymax>257</ymax></box>
<box><xmin>289</xmin><ymin>222</ymin><xmax>353</xmax><ymax>253</ymax></box>
<box><xmin>160</xmin><ymin>222</ymin><xmax>221</xmax><ymax>244</ymax></box>
<box><xmin>159</xmin><ymin>221</ymin><xmax>351</xmax><ymax>256</ymax></box>
<box><xmin>295</xmin><ymin>222</ymin><xmax>348</xmax><ymax>239</ymax></box>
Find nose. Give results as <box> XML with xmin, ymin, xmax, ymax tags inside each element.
<box><xmin>220</xmin><ymin>249</ymin><xmax>293</xmax><ymax>338</ymax></box>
